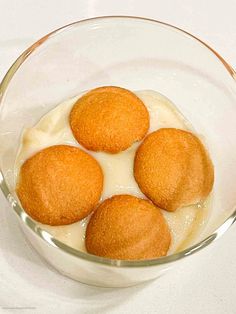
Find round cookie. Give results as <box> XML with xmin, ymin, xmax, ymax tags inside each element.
<box><xmin>134</xmin><ymin>128</ymin><xmax>214</xmax><ymax>212</ymax></box>
<box><xmin>16</xmin><ymin>145</ymin><xmax>103</xmax><ymax>226</ymax></box>
<box><xmin>69</xmin><ymin>86</ymin><xmax>149</xmax><ymax>153</ymax></box>
<box><xmin>85</xmin><ymin>194</ymin><xmax>171</xmax><ymax>260</ymax></box>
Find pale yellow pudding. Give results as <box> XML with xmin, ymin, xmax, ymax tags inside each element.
<box><xmin>15</xmin><ymin>90</ymin><xmax>212</xmax><ymax>255</ymax></box>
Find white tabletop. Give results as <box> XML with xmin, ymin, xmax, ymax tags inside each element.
<box><xmin>1</xmin><ymin>1</ymin><xmax>236</xmax><ymax>313</ymax></box>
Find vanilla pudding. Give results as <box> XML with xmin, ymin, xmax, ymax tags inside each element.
<box><xmin>15</xmin><ymin>90</ymin><xmax>211</xmax><ymax>255</ymax></box>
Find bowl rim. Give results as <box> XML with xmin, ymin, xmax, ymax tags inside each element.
<box><xmin>1</xmin><ymin>15</ymin><xmax>236</xmax><ymax>268</ymax></box>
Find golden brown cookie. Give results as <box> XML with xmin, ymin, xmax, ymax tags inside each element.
<box><xmin>69</xmin><ymin>86</ymin><xmax>149</xmax><ymax>153</ymax></box>
<box><xmin>85</xmin><ymin>194</ymin><xmax>171</xmax><ymax>260</ymax></box>
<box><xmin>16</xmin><ymin>145</ymin><xmax>103</xmax><ymax>226</ymax></box>
<box><xmin>134</xmin><ymin>128</ymin><xmax>214</xmax><ymax>212</ymax></box>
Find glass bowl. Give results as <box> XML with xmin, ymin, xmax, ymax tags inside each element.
<box><xmin>1</xmin><ymin>16</ymin><xmax>236</xmax><ymax>288</ymax></box>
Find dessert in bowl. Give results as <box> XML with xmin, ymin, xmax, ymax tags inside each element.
<box><xmin>0</xmin><ymin>17</ymin><xmax>236</xmax><ymax>287</ymax></box>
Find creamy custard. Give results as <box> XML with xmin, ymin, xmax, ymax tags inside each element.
<box><xmin>15</xmin><ymin>90</ymin><xmax>211</xmax><ymax>254</ymax></box>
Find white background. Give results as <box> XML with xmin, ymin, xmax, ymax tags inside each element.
<box><xmin>0</xmin><ymin>1</ymin><xmax>236</xmax><ymax>313</ymax></box>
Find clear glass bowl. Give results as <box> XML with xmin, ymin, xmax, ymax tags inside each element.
<box><xmin>1</xmin><ymin>16</ymin><xmax>236</xmax><ymax>288</ymax></box>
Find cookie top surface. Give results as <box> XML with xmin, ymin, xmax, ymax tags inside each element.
<box><xmin>17</xmin><ymin>145</ymin><xmax>103</xmax><ymax>225</ymax></box>
<box><xmin>69</xmin><ymin>86</ymin><xmax>149</xmax><ymax>153</ymax></box>
<box><xmin>134</xmin><ymin>128</ymin><xmax>214</xmax><ymax>211</ymax></box>
<box><xmin>85</xmin><ymin>194</ymin><xmax>171</xmax><ymax>260</ymax></box>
